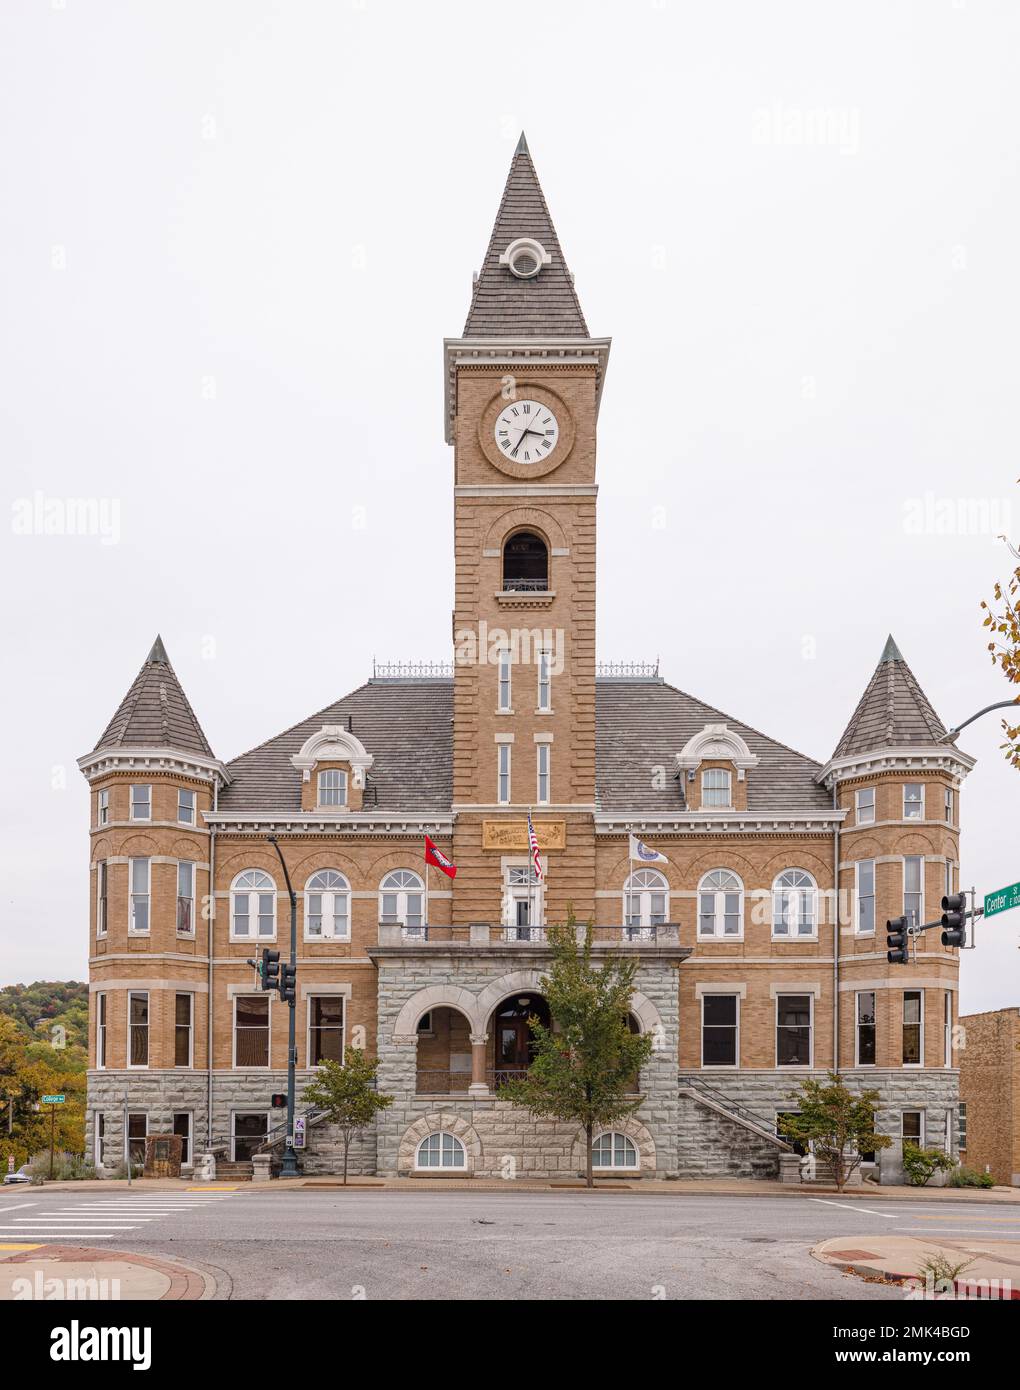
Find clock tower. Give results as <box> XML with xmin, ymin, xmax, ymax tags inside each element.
<box><xmin>443</xmin><ymin>134</ymin><xmax>611</xmax><ymax>926</ymax></box>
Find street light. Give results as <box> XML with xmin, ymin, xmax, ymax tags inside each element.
<box><xmin>945</xmin><ymin>699</ymin><xmax>1019</xmax><ymax>742</ymax></box>
<box><xmin>267</xmin><ymin>835</ymin><xmax>300</xmax><ymax>1179</ymax></box>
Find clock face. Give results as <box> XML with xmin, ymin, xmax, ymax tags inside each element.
<box><xmin>494</xmin><ymin>400</ymin><xmax>559</xmax><ymax>464</ymax></box>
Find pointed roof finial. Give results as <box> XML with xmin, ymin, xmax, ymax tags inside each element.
<box><xmin>880</xmin><ymin>633</ymin><xmax>904</xmax><ymax>664</ymax></box>
<box><xmin>147</xmin><ymin>634</ymin><xmax>169</xmax><ymax>665</ymax></box>
<box><xmin>515</xmin><ymin>130</ymin><xmax>530</xmax><ymax>157</ymax></box>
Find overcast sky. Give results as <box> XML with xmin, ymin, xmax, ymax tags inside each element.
<box><xmin>1</xmin><ymin>0</ymin><xmax>1018</xmax><ymax>1010</ymax></box>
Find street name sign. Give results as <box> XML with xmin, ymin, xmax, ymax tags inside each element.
<box><xmin>984</xmin><ymin>883</ymin><xmax>1020</xmax><ymax>919</ymax></box>
<box><xmin>41</xmin><ymin>1094</ymin><xmax>65</xmax><ymax>1105</ymax></box>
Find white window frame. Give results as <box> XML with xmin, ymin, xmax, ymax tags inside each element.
<box><xmin>700</xmin><ymin>992</ymin><xmax>739</xmax><ymax>1068</ymax></box>
<box><xmin>536</xmin><ymin>648</ymin><xmax>551</xmax><ymax>712</ymax></box>
<box><xmin>177</xmin><ymin>860</ymin><xmax>195</xmax><ymax>935</ymax></box>
<box><xmin>177</xmin><ymin>788</ymin><xmax>196</xmax><ymax>825</ymax></box>
<box><xmin>96</xmin><ymin>992</ymin><xmax>107</xmax><ymax>1069</ymax></box>
<box><xmin>96</xmin><ymin>860</ymin><xmax>108</xmax><ymax>937</ymax></box>
<box><xmin>128</xmin><ymin>991</ymin><xmax>149</xmax><ymax>1070</ymax></box>
<box><xmin>945</xmin><ymin>860</ymin><xmax>956</xmax><ymax>902</ymax></box>
<box><xmin>173</xmin><ymin>1111</ymin><xmax>193</xmax><ymax>1166</ymax></box>
<box><xmin>944</xmin><ymin>786</ymin><xmax>954</xmax><ymax>822</ymax></box>
<box><xmin>903</xmin><ymin>855</ymin><xmax>924</xmax><ymax>928</ymax></box>
<box><xmin>304</xmin><ymin>870</ymin><xmax>351</xmax><ymax>941</ymax></box>
<box><xmin>497</xmin><ymin>649</ymin><xmax>512</xmax><ymax>711</ymax></box>
<box><xmin>497</xmin><ymin>743</ymin><xmax>511</xmax><ymax>804</ymax></box>
<box><xmin>903</xmin><ymin>782</ymin><xmax>924</xmax><ymax>819</ymax></box>
<box><xmin>701</xmin><ymin>767</ymin><xmax>732</xmax><ymax>809</ymax></box>
<box><xmin>379</xmin><ymin>870</ymin><xmax>425</xmax><ymax>933</ymax></box>
<box><xmin>944</xmin><ymin>991</ymin><xmax>953</xmax><ymax>1068</ymax></box>
<box><xmin>230</xmin><ymin>870</ymin><xmax>277</xmax><ymax>941</ymax></box>
<box><xmin>233</xmin><ymin>993</ymin><xmax>272</xmax><ymax>1070</ymax></box>
<box><xmin>697</xmin><ymin>869</ymin><xmax>744</xmax><ymax>939</ymax></box>
<box><xmin>130</xmin><ymin>783</ymin><xmax>151</xmax><ymax>821</ymax></box>
<box><xmin>624</xmin><ymin>868</ymin><xmax>668</xmax><ymax>932</ymax></box>
<box><xmin>97</xmin><ymin>788</ymin><xmax>109</xmax><ymax>826</ymax></box>
<box><xmin>775</xmin><ymin>993</ymin><xmax>813</xmax><ymax>1069</ymax></box>
<box><xmin>94</xmin><ymin>1112</ymin><xmax>106</xmax><ymax>1167</ymax></box>
<box><xmin>231</xmin><ymin>1110</ymin><xmax>270</xmax><ymax>1162</ymax></box>
<box><xmin>317</xmin><ymin>768</ymin><xmax>348</xmax><ymax>808</ymax></box>
<box><xmin>125</xmin><ymin>1112</ymin><xmax>148</xmax><ymax>1166</ymax></box>
<box><xmin>502</xmin><ymin>863</ymin><xmax>544</xmax><ymax>937</ymax></box>
<box><xmin>901</xmin><ymin>1109</ymin><xmax>925</xmax><ymax>1147</ymax></box>
<box><xmin>902</xmin><ymin>989</ymin><xmax>924</xmax><ymax>1068</ymax></box>
<box><xmin>128</xmin><ymin>857</ymin><xmax>150</xmax><ymax>935</ymax></box>
<box><xmin>415</xmin><ymin>1131</ymin><xmax>467</xmax><ymax>1170</ymax></box>
<box><xmin>854</xmin><ymin>859</ymin><xmax>876</xmax><ymax>935</ymax></box>
<box><xmin>591</xmin><ymin>1131</ymin><xmax>639</xmax><ymax>1170</ymax></box>
<box><xmin>174</xmin><ymin>992</ymin><xmax>194</xmax><ymax>1069</ymax></box>
<box><xmin>536</xmin><ymin>743</ymin><xmax>550</xmax><ymax>805</ymax></box>
<box><xmin>307</xmin><ymin>994</ymin><xmax>346</xmax><ymax>1067</ymax></box>
<box><xmin>771</xmin><ymin>869</ymin><xmax>818</xmax><ymax>939</ymax></box>
<box><xmin>855</xmin><ymin>990</ymin><xmax>876</xmax><ymax>1067</ymax></box>
<box><xmin>957</xmin><ymin>1102</ymin><xmax>967</xmax><ymax>1151</ymax></box>
<box><xmin>855</xmin><ymin>786</ymin><xmax>875</xmax><ymax>825</ymax></box>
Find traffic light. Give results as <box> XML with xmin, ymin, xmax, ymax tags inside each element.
<box><xmin>279</xmin><ymin>962</ymin><xmax>297</xmax><ymax>1005</ymax></box>
<box><xmin>886</xmin><ymin>916</ymin><xmax>910</xmax><ymax>964</ymax></box>
<box><xmin>941</xmin><ymin>893</ymin><xmax>968</xmax><ymax>948</ymax></box>
<box><xmin>260</xmin><ymin>948</ymin><xmax>280</xmax><ymax>992</ymax></box>
<box><xmin>270</xmin><ymin>1093</ymin><xmax>287</xmax><ymax>1109</ymax></box>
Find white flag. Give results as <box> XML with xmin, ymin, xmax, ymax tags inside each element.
<box><xmin>629</xmin><ymin>834</ymin><xmax>668</xmax><ymax>865</ymax></box>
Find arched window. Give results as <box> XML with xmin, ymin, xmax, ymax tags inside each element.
<box><xmin>305</xmin><ymin>870</ymin><xmax>350</xmax><ymax>940</ymax></box>
<box><xmin>701</xmin><ymin>768</ymin><xmax>732</xmax><ymax>808</ymax></box>
<box><xmin>698</xmin><ymin>869</ymin><xmax>744</xmax><ymax>938</ymax></box>
<box><xmin>380</xmin><ymin>870</ymin><xmax>425</xmax><ymax>936</ymax></box>
<box><xmin>592</xmin><ymin>1132</ymin><xmax>638</xmax><ymax>1170</ymax></box>
<box><xmin>416</xmin><ymin>1131</ymin><xmax>466</xmax><ymax>1169</ymax></box>
<box><xmin>317</xmin><ymin>769</ymin><xmax>348</xmax><ymax>807</ymax></box>
<box><xmin>231</xmin><ymin>870</ymin><xmax>276</xmax><ymax>940</ymax></box>
<box><xmin>502</xmin><ymin>531</ymin><xmax>548</xmax><ymax>592</ymax></box>
<box><xmin>772</xmin><ymin>869</ymin><xmax>818</xmax><ymax>938</ymax></box>
<box><xmin>624</xmin><ymin>868</ymin><xmax>668</xmax><ymax>938</ymax></box>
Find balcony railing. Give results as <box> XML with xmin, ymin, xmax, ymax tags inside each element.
<box><xmin>501</xmin><ymin>576</ymin><xmax>549</xmax><ymax>592</ymax></box>
<box><xmin>376</xmin><ymin>922</ymin><xmax>682</xmax><ymax>946</ymax></box>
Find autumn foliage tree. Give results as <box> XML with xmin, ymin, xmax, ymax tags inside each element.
<box><xmin>981</xmin><ymin>497</ymin><xmax>1020</xmax><ymax>770</ymax></box>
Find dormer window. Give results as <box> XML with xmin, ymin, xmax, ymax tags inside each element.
<box><xmin>318</xmin><ymin>769</ymin><xmax>348</xmax><ymax>807</ymax></box>
<box><xmin>499</xmin><ymin>237</ymin><xmax>550</xmax><ymax>279</ymax></box>
<box><xmin>701</xmin><ymin>768</ymin><xmax>731</xmax><ymax>808</ymax></box>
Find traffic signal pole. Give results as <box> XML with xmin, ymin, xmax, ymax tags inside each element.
<box><xmin>268</xmin><ymin>835</ymin><xmax>300</xmax><ymax>1179</ymax></box>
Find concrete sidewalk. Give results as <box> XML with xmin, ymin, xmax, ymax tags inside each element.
<box><xmin>0</xmin><ymin>1243</ymin><xmax>221</xmax><ymax>1301</ymax></box>
<box><xmin>813</xmin><ymin>1235</ymin><xmax>1020</xmax><ymax>1298</ymax></box>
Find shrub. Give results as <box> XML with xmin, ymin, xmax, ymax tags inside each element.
<box><xmin>948</xmin><ymin>1164</ymin><xmax>995</xmax><ymax>1189</ymax></box>
<box><xmin>902</xmin><ymin>1141</ymin><xmax>956</xmax><ymax>1186</ymax></box>
<box><xmin>25</xmin><ymin>1150</ymin><xmax>96</xmax><ymax>1181</ymax></box>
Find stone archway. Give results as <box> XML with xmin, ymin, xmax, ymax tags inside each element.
<box><xmin>474</xmin><ymin>970</ymin><xmax>545</xmax><ymax>1031</ymax></box>
<box><xmin>391</xmin><ymin>986</ymin><xmax>480</xmax><ymax>1040</ymax></box>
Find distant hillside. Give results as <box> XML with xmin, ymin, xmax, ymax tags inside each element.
<box><xmin>0</xmin><ymin>980</ymin><xmax>88</xmax><ymax>1050</ymax></box>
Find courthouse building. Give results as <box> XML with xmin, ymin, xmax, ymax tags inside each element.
<box><xmin>79</xmin><ymin>136</ymin><xmax>974</xmax><ymax>1179</ymax></box>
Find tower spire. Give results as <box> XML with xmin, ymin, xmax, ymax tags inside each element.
<box><xmin>93</xmin><ymin>636</ymin><xmax>215</xmax><ymax>758</ymax></box>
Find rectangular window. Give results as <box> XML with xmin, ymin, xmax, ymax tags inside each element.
<box><xmin>944</xmin><ymin>786</ymin><xmax>953</xmax><ymax>822</ymax></box>
<box><xmin>318</xmin><ymin>769</ymin><xmax>348</xmax><ymax>806</ymax></box>
<box><xmin>903</xmin><ymin>856</ymin><xmax>923</xmax><ymax>927</ymax></box>
<box><xmin>178</xmin><ymin>788</ymin><xmax>196</xmax><ymax>825</ymax></box>
<box><xmin>855</xmin><ymin>859</ymin><xmax>876</xmax><ymax>935</ymax></box>
<box><xmin>901</xmin><ymin>1110</ymin><xmax>924</xmax><ymax>1145</ymax></box>
<box><xmin>97</xmin><ymin>789</ymin><xmax>109</xmax><ymax>826</ymax></box>
<box><xmin>232</xmin><ymin>1112</ymin><xmax>268</xmax><ymax>1162</ymax></box>
<box><xmin>129</xmin><ymin>857</ymin><xmax>150</xmax><ymax>933</ymax></box>
<box><xmin>776</xmin><ymin>994</ymin><xmax>812</xmax><ymax>1067</ymax></box>
<box><xmin>903</xmin><ymin>783</ymin><xmax>924</xmax><ymax>819</ymax></box>
<box><xmin>537</xmin><ymin>649</ymin><xmax>551</xmax><ymax>711</ymax></box>
<box><xmin>701</xmin><ymin>768</ymin><xmax>731</xmax><ymax>808</ymax></box>
<box><xmin>944</xmin><ymin>991</ymin><xmax>953</xmax><ymax>1067</ymax></box>
<box><xmin>173</xmin><ymin>1112</ymin><xmax>192</xmax><ymax>1166</ymax></box>
<box><xmin>175</xmin><ymin>993</ymin><xmax>193</xmax><ymax>1068</ymax></box>
<box><xmin>127</xmin><ymin>1113</ymin><xmax>147</xmax><ymax>1167</ymax></box>
<box><xmin>96</xmin><ymin>861</ymin><xmax>108</xmax><ymax>936</ymax></box>
<box><xmin>945</xmin><ymin>860</ymin><xmax>956</xmax><ymax>901</ymax></box>
<box><xmin>309</xmin><ymin>996</ymin><xmax>344</xmax><ymax>1066</ymax></box>
<box><xmin>128</xmin><ymin>992</ymin><xmax>149</xmax><ymax>1067</ymax></box>
<box><xmin>96</xmin><ymin>993</ymin><xmax>107</xmax><ymax>1069</ymax></box>
<box><xmin>903</xmin><ymin>990</ymin><xmax>923</xmax><ymax>1066</ymax></box>
<box><xmin>856</xmin><ymin>991</ymin><xmax>876</xmax><ymax>1066</ymax></box>
<box><xmin>497</xmin><ymin>650</ymin><xmax>512</xmax><ymax>711</ymax></box>
<box><xmin>855</xmin><ymin>787</ymin><xmax>875</xmax><ymax>824</ymax></box>
<box><xmin>702</xmin><ymin>994</ymin><xmax>738</xmax><ymax>1067</ymax></box>
<box><xmin>497</xmin><ymin>743</ymin><xmax>511</xmax><ymax>804</ymax></box>
<box><xmin>177</xmin><ymin>861</ymin><xmax>195</xmax><ymax>934</ymax></box>
<box><xmin>94</xmin><ymin>1112</ymin><xmax>106</xmax><ymax>1167</ymax></box>
<box><xmin>958</xmin><ymin>1102</ymin><xmax>967</xmax><ymax>1151</ymax></box>
<box><xmin>130</xmin><ymin>784</ymin><xmax>151</xmax><ymax>821</ymax></box>
<box><xmin>536</xmin><ymin>744</ymin><xmax>550</xmax><ymax>804</ymax></box>
<box><xmin>235</xmin><ymin>995</ymin><xmax>270</xmax><ymax>1068</ymax></box>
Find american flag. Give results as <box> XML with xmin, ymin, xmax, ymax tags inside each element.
<box><xmin>527</xmin><ymin>811</ymin><xmax>544</xmax><ymax>883</ymax></box>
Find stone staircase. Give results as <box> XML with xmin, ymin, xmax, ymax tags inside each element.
<box><xmin>677</xmin><ymin>1076</ymin><xmax>792</xmax><ymax>1180</ymax></box>
<box><xmin>209</xmin><ymin>1159</ymin><xmax>253</xmax><ymax>1182</ymax></box>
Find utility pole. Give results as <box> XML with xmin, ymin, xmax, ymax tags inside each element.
<box><xmin>267</xmin><ymin>835</ymin><xmax>300</xmax><ymax>1178</ymax></box>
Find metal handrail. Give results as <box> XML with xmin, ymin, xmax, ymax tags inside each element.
<box><xmin>501</xmin><ymin>577</ymin><xmax>549</xmax><ymax>592</ymax></box>
<box><xmin>679</xmin><ymin>1073</ymin><xmax>791</xmax><ymax>1147</ymax></box>
<box><xmin>254</xmin><ymin>1105</ymin><xmax>329</xmax><ymax>1155</ymax></box>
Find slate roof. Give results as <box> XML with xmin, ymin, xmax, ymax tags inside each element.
<box><xmin>94</xmin><ymin>636</ymin><xmax>215</xmax><ymax>759</ymax></box>
<box><xmin>216</xmin><ymin>676</ymin><xmax>832</xmax><ymax>817</ymax></box>
<box><xmin>463</xmin><ymin>133</ymin><xmax>589</xmax><ymax>339</ymax></box>
<box><xmin>831</xmin><ymin>635</ymin><xmax>947</xmax><ymax>760</ymax></box>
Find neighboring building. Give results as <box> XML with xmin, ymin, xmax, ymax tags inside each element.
<box><xmin>959</xmin><ymin>1008</ymin><xmax>1020</xmax><ymax>1186</ymax></box>
<box><xmin>78</xmin><ymin>135</ymin><xmax>975</xmax><ymax>1180</ymax></box>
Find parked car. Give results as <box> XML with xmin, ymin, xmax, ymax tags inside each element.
<box><xmin>2</xmin><ymin>1164</ymin><xmax>31</xmax><ymax>1185</ymax></box>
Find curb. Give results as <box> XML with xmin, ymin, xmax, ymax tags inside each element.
<box><xmin>815</xmin><ymin>1251</ymin><xmax>1020</xmax><ymax>1300</ymax></box>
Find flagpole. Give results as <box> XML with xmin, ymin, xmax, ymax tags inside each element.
<box><xmin>529</xmin><ymin>806</ymin><xmax>533</xmax><ymax>938</ymax></box>
<box><xmin>425</xmin><ymin>856</ymin><xmax>430</xmax><ymax>934</ymax></box>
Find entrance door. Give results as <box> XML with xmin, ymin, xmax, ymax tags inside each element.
<box><xmin>492</xmin><ymin>996</ymin><xmax>550</xmax><ymax>1087</ymax></box>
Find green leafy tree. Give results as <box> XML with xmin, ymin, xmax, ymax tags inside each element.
<box><xmin>497</xmin><ymin>916</ymin><xmax>654</xmax><ymax>1188</ymax></box>
<box><xmin>902</xmin><ymin>1141</ymin><xmax>956</xmax><ymax>1187</ymax></box>
<box><xmin>780</xmin><ymin>1073</ymin><xmax>892</xmax><ymax>1191</ymax></box>
<box><xmin>980</xmin><ymin>507</ymin><xmax>1020</xmax><ymax>770</ymax></box>
<box><xmin>302</xmin><ymin>1047</ymin><xmax>393</xmax><ymax>1184</ymax></box>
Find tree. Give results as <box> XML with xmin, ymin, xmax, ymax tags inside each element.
<box><xmin>902</xmin><ymin>1141</ymin><xmax>955</xmax><ymax>1187</ymax></box>
<box><xmin>981</xmin><ymin>511</ymin><xmax>1020</xmax><ymax>770</ymax></box>
<box><xmin>497</xmin><ymin>917</ymin><xmax>654</xmax><ymax>1188</ymax></box>
<box><xmin>302</xmin><ymin>1047</ymin><xmax>393</xmax><ymax>1184</ymax></box>
<box><xmin>780</xmin><ymin>1073</ymin><xmax>892</xmax><ymax>1191</ymax></box>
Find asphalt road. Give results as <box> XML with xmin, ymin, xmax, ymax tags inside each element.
<box><xmin>4</xmin><ymin>1187</ymin><xmax>1018</xmax><ymax>1300</ymax></box>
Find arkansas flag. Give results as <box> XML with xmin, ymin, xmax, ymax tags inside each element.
<box><xmin>424</xmin><ymin>835</ymin><xmax>457</xmax><ymax>879</ymax></box>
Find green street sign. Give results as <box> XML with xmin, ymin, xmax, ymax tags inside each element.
<box><xmin>41</xmin><ymin>1094</ymin><xmax>65</xmax><ymax>1105</ymax></box>
<box><xmin>984</xmin><ymin>883</ymin><xmax>1020</xmax><ymax>919</ymax></box>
